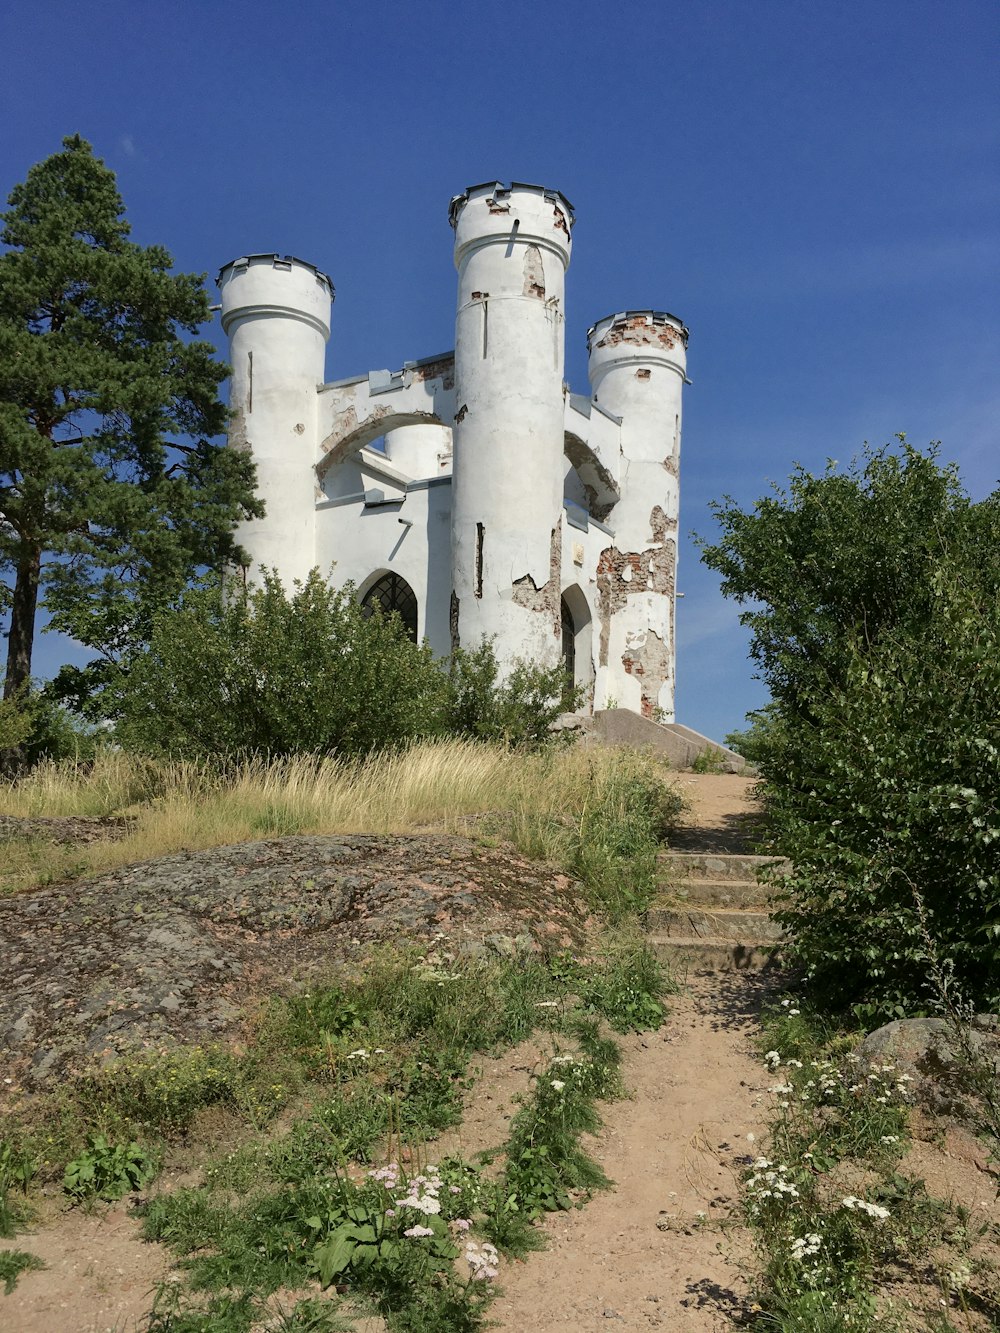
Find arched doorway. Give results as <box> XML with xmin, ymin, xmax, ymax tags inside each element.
<box><xmin>560</xmin><ymin>585</ymin><xmax>594</xmax><ymax>704</ymax></box>
<box><xmin>561</xmin><ymin>597</ymin><xmax>576</xmax><ymax>687</ymax></box>
<box><xmin>361</xmin><ymin>572</ymin><xmax>419</xmax><ymax>643</ymax></box>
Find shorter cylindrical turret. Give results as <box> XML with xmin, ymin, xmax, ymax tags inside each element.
<box><xmin>384</xmin><ymin>424</ymin><xmax>452</xmax><ymax>479</ymax></box>
<box><xmin>449</xmin><ymin>182</ymin><xmax>574</xmax><ymax>669</ymax></box>
<box><xmin>218</xmin><ymin>254</ymin><xmax>334</xmax><ymax>586</ymax></box>
<box><xmin>587</xmin><ymin>310</ymin><xmax>687</xmax><ymax>466</ymax></box>
<box><xmin>587</xmin><ymin>311</ymin><xmax>689</xmax><ymax>721</ymax></box>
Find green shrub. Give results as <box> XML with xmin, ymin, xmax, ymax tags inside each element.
<box><xmin>63</xmin><ymin>1133</ymin><xmax>157</xmax><ymax>1201</ymax></box>
<box><xmin>445</xmin><ymin>639</ymin><xmax>580</xmax><ymax>747</ymax></box>
<box><xmin>110</xmin><ymin>574</ymin><xmax>581</xmax><ymax>761</ymax></box>
<box><xmin>771</xmin><ymin>577</ymin><xmax>1000</xmax><ymax>1016</ymax></box>
<box><xmin>0</xmin><ymin>686</ymin><xmax>99</xmax><ymax>772</ymax></box>
<box><xmin>0</xmin><ymin>692</ymin><xmax>34</xmax><ymax>752</ymax></box>
<box><xmin>700</xmin><ymin>442</ymin><xmax>1000</xmax><ymax>1015</ymax></box>
<box><xmin>112</xmin><ymin>570</ymin><xmax>449</xmax><ymax>760</ymax></box>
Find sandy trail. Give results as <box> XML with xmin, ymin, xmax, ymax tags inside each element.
<box><xmin>491</xmin><ymin>775</ymin><xmax>769</xmax><ymax>1331</ymax></box>
<box><xmin>490</xmin><ymin>970</ymin><xmax>769</xmax><ymax>1331</ymax></box>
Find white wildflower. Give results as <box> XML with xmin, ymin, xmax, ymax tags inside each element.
<box><xmin>841</xmin><ymin>1196</ymin><xmax>890</xmax><ymax>1220</ymax></box>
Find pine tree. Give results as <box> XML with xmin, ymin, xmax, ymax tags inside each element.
<box><xmin>0</xmin><ymin>135</ymin><xmax>262</xmax><ymax>706</ymax></box>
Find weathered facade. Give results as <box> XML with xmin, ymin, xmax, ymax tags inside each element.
<box><xmin>218</xmin><ymin>181</ymin><xmax>688</xmax><ymax>719</ymax></box>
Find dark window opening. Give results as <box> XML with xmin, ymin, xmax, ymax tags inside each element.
<box><xmin>561</xmin><ymin>597</ymin><xmax>575</xmax><ymax>687</ymax></box>
<box><xmin>361</xmin><ymin>573</ymin><xmax>418</xmax><ymax>643</ymax></box>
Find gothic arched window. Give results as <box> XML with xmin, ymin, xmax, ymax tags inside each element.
<box><xmin>361</xmin><ymin>572</ymin><xmax>419</xmax><ymax>643</ymax></box>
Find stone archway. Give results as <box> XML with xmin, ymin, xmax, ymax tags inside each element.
<box><xmin>560</xmin><ymin>584</ymin><xmax>594</xmax><ymax>702</ymax></box>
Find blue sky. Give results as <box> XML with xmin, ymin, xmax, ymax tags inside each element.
<box><xmin>2</xmin><ymin>0</ymin><xmax>997</xmax><ymax>741</ymax></box>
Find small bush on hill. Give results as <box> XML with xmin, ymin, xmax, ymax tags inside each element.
<box><xmin>445</xmin><ymin>640</ymin><xmax>580</xmax><ymax>747</ymax></box>
<box><xmin>112</xmin><ymin>570</ymin><xmax>448</xmax><ymax>760</ymax></box>
<box><xmin>110</xmin><ymin>571</ymin><xmax>577</xmax><ymax>761</ymax></box>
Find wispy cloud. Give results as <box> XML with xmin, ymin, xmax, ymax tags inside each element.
<box><xmin>119</xmin><ymin>134</ymin><xmax>137</xmax><ymax>158</ymax></box>
<box><xmin>676</xmin><ymin>596</ymin><xmax>747</xmax><ymax>652</ymax></box>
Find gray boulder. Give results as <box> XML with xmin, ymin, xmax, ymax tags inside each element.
<box><xmin>858</xmin><ymin>1015</ymin><xmax>999</xmax><ymax>1119</ymax></box>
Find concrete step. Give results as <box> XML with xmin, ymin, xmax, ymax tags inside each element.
<box><xmin>653</xmin><ymin>879</ymin><xmax>779</xmax><ymax>909</ymax></box>
<box><xmin>646</xmin><ymin>906</ymin><xmax>785</xmax><ymax>942</ymax></box>
<box><xmin>658</xmin><ymin>851</ymin><xmax>790</xmax><ymax>883</ymax></box>
<box><xmin>648</xmin><ymin>935</ymin><xmax>786</xmax><ymax>973</ymax></box>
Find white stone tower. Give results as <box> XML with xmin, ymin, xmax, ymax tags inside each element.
<box><xmin>447</xmin><ymin>182</ymin><xmax>574</xmax><ymax>667</ymax></box>
<box><xmin>588</xmin><ymin>311</ymin><xmax>688</xmax><ymax>719</ymax></box>
<box><xmin>218</xmin><ymin>254</ymin><xmax>334</xmax><ymax>586</ymax></box>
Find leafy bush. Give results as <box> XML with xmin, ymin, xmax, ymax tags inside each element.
<box><xmin>445</xmin><ymin>639</ymin><xmax>580</xmax><ymax>747</ymax></box>
<box><xmin>700</xmin><ymin>442</ymin><xmax>1000</xmax><ymax>1014</ymax></box>
<box><xmin>63</xmin><ymin>1133</ymin><xmax>157</xmax><ymax>1201</ymax></box>
<box><xmin>0</xmin><ymin>686</ymin><xmax>98</xmax><ymax>772</ymax></box>
<box><xmin>112</xmin><ymin>569</ymin><xmax>449</xmax><ymax>760</ymax></box>
<box><xmin>111</xmin><ymin>572</ymin><xmax>578</xmax><ymax>761</ymax></box>
<box><xmin>0</xmin><ymin>693</ymin><xmax>34</xmax><ymax>753</ymax></box>
<box><xmin>771</xmin><ymin>576</ymin><xmax>1000</xmax><ymax>1015</ymax></box>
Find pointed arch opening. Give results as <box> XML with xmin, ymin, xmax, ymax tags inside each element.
<box><xmin>560</xmin><ymin>585</ymin><xmax>594</xmax><ymax>704</ymax></box>
<box><xmin>360</xmin><ymin>571</ymin><xmax>419</xmax><ymax>643</ymax></box>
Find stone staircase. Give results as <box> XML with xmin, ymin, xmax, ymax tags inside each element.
<box><xmin>645</xmin><ymin>849</ymin><xmax>791</xmax><ymax>972</ymax></box>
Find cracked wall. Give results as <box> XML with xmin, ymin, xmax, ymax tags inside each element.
<box><xmin>512</xmin><ymin>518</ymin><xmax>562</xmax><ymax>641</ymax></box>
<box><xmin>621</xmin><ymin>629</ymin><xmax>671</xmax><ymax>719</ymax></box>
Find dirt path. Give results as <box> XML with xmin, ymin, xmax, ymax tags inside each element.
<box><xmin>488</xmin><ymin>774</ymin><xmax>769</xmax><ymax>1330</ymax></box>
<box><xmin>489</xmin><ymin>971</ymin><xmax>769</xmax><ymax>1331</ymax></box>
<box><xmin>669</xmin><ymin>773</ymin><xmax>764</xmax><ymax>853</ymax></box>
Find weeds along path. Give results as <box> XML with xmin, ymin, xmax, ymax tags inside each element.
<box><xmin>490</xmin><ymin>971</ymin><xmax>770</xmax><ymax>1331</ymax></box>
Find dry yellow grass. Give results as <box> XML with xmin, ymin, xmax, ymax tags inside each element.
<box><xmin>0</xmin><ymin>740</ymin><xmax>678</xmax><ymax>895</ymax></box>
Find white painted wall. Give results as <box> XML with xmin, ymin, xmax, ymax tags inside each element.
<box><xmin>385</xmin><ymin>423</ymin><xmax>452</xmax><ymax>479</ymax></box>
<box><xmin>219</xmin><ymin>255</ymin><xmax>333</xmax><ymax>587</ymax></box>
<box><xmin>315</xmin><ymin>479</ymin><xmax>452</xmax><ymax>651</ymax></box>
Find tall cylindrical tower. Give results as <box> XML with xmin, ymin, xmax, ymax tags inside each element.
<box><xmin>587</xmin><ymin>311</ymin><xmax>689</xmax><ymax>720</ymax></box>
<box><xmin>448</xmin><ymin>181</ymin><xmax>574</xmax><ymax>668</ymax></box>
<box><xmin>218</xmin><ymin>254</ymin><xmax>334</xmax><ymax>587</ymax></box>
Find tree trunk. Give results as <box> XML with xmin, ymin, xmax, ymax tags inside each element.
<box><xmin>4</xmin><ymin>545</ymin><xmax>42</xmax><ymax>700</ymax></box>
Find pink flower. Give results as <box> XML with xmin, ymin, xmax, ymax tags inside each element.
<box><xmin>404</xmin><ymin>1224</ymin><xmax>435</xmax><ymax>1238</ymax></box>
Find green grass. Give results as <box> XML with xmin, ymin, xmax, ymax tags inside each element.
<box><xmin>0</xmin><ymin>1248</ymin><xmax>44</xmax><ymax>1294</ymax></box>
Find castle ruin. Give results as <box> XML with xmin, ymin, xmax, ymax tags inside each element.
<box><xmin>218</xmin><ymin>181</ymin><xmax>688</xmax><ymax>720</ymax></box>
